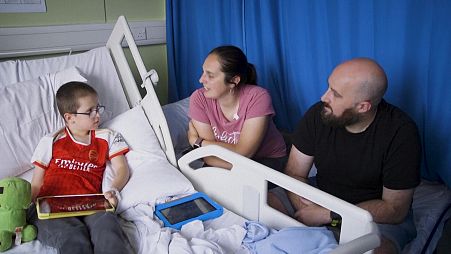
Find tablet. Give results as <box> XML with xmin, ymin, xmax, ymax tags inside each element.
<box><xmin>154</xmin><ymin>192</ymin><xmax>223</xmax><ymax>230</ymax></box>
<box><xmin>36</xmin><ymin>194</ymin><xmax>114</xmax><ymax>220</ymax></box>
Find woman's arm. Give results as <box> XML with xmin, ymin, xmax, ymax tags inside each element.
<box><xmin>188</xmin><ymin>116</ymin><xmax>270</xmax><ymax>168</ymax></box>
<box><xmin>187</xmin><ymin>120</ymin><xmax>231</xmax><ymax>168</ymax></box>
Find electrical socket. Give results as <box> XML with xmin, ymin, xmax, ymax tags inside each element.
<box><xmin>132</xmin><ymin>27</ymin><xmax>146</xmax><ymax>41</ymax></box>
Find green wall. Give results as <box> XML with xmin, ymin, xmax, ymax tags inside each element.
<box><xmin>0</xmin><ymin>0</ymin><xmax>168</xmax><ymax>104</ymax></box>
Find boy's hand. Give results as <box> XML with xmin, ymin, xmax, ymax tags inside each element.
<box><xmin>104</xmin><ymin>189</ymin><xmax>120</xmax><ymax>208</ymax></box>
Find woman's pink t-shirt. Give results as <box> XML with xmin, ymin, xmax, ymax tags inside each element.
<box><xmin>189</xmin><ymin>84</ymin><xmax>286</xmax><ymax>159</ymax></box>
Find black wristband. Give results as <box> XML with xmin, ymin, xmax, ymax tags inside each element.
<box><xmin>193</xmin><ymin>137</ymin><xmax>204</xmax><ymax>149</ymax></box>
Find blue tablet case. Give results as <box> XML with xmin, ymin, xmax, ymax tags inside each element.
<box><xmin>154</xmin><ymin>192</ymin><xmax>223</xmax><ymax>230</ymax></box>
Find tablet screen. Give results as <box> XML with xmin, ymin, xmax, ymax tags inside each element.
<box><xmin>159</xmin><ymin>197</ymin><xmax>216</xmax><ymax>224</ymax></box>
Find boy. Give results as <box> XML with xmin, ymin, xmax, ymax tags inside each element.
<box><xmin>28</xmin><ymin>81</ymin><xmax>131</xmax><ymax>254</ymax></box>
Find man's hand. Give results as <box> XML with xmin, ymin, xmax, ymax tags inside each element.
<box><xmin>294</xmin><ymin>197</ymin><xmax>331</xmax><ymax>226</ymax></box>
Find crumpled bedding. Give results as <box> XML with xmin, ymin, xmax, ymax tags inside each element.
<box><xmin>242</xmin><ymin>221</ymin><xmax>337</xmax><ymax>254</ymax></box>
<box><xmin>120</xmin><ymin>204</ymin><xmax>248</xmax><ymax>254</ymax></box>
<box><xmin>120</xmin><ymin>205</ymin><xmax>339</xmax><ymax>254</ymax></box>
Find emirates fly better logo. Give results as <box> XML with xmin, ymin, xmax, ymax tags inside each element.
<box><xmin>54</xmin><ymin>158</ymin><xmax>98</xmax><ymax>172</ymax></box>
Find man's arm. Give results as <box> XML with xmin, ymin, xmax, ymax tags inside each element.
<box><xmin>284</xmin><ymin>145</ymin><xmax>314</xmax><ymax>211</ymax></box>
<box><xmin>284</xmin><ymin>145</ymin><xmax>334</xmax><ymax>226</ymax></box>
<box><xmin>293</xmin><ymin>187</ymin><xmax>415</xmax><ymax>226</ymax></box>
<box><xmin>357</xmin><ymin>187</ymin><xmax>414</xmax><ymax>224</ymax></box>
<box><xmin>356</xmin><ymin>120</ymin><xmax>420</xmax><ymax>224</ymax></box>
<box><xmin>285</xmin><ymin>146</ymin><xmax>414</xmax><ymax>225</ymax></box>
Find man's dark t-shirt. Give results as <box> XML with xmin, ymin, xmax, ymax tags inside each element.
<box><xmin>292</xmin><ymin>100</ymin><xmax>421</xmax><ymax>204</ymax></box>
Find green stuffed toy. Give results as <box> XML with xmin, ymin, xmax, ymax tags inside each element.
<box><xmin>0</xmin><ymin>177</ymin><xmax>37</xmax><ymax>252</ymax></box>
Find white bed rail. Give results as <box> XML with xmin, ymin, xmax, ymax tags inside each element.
<box><xmin>105</xmin><ymin>16</ymin><xmax>177</xmax><ymax>167</ymax></box>
<box><xmin>179</xmin><ymin>145</ymin><xmax>380</xmax><ymax>253</ymax></box>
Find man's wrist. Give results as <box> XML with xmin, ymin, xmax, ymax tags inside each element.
<box><xmin>329</xmin><ymin>210</ymin><xmax>342</xmax><ymax>227</ymax></box>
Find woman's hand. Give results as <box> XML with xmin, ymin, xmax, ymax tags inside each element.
<box><xmin>188</xmin><ymin>120</ymin><xmax>200</xmax><ymax>146</ymax></box>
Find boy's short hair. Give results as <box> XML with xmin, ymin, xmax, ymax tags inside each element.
<box><xmin>56</xmin><ymin>81</ymin><xmax>98</xmax><ymax>117</ymax></box>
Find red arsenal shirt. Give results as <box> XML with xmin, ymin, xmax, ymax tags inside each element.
<box><xmin>32</xmin><ymin>127</ymin><xmax>129</xmax><ymax>197</ymax></box>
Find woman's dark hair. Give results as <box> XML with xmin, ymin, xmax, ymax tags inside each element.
<box><xmin>208</xmin><ymin>45</ymin><xmax>257</xmax><ymax>86</ymax></box>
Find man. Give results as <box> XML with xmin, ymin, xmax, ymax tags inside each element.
<box><xmin>273</xmin><ymin>58</ymin><xmax>421</xmax><ymax>253</ymax></box>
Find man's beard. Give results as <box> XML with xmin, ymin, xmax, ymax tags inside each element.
<box><xmin>320</xmin><ymin>103</ymin><xmax>361</xmax><ymax>128</ymax></box>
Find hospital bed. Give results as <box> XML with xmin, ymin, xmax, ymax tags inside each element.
<box><xmin>0</xmin><ymin>15</ymin><xmax>383</xmax><ymax>253</ymax></box>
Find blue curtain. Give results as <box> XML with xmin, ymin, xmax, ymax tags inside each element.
<box><xmin>166</xmin><ymin>0</ymin><xmax>451</xmax><ymax>187</ymax></box>
<box><xmin>166</xmin><ymin>0</ymin><xmax>245</xmax><ymax>101</ymax></box>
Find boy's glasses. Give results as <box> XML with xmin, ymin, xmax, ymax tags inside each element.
<box><xmin>71</xmin><ymin>105</ymin><xmax>105</xmax><ymax>118</ymax></box>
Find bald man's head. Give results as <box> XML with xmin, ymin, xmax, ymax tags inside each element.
<box><xmin>332</xmin><ymin>58</ymin><xmax>387</xmax><ymax>106</ymax></box>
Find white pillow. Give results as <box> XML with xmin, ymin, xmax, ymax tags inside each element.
<box><xmin>101</xmin><ymin>105</ymin><xmax>195</xmax><ymax>213</ymax></box>
<box><xmin>0</xmin><ymin>47</ymin><xmax>129</xmax><ymax>122</ymax></box>
<box><xmin>101</xmin><ymin>104</ymin><xmax>165</xmax><ymax>157</ymax></box>
<box><xmin>0</xmin><ymin>67</ymin><xmax>87</xmax><ymax>179</ymax></box>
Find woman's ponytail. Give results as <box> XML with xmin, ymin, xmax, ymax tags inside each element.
<box><xmin>208</xmin><ymin>45</ymin><xmax>257</xmax><ymax>87</ymax></box>
<box><xmin>246</xmin><ymin>63</ymin><xmax>257</xmax><ymax>85</ymax></box>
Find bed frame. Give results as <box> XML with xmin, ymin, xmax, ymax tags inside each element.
<box><xmin>106</xmin><ymin>16</ymin><xmax>380</xmax><ymax>253</ymax></box>
<box><xmin>178</xmin><ymin>147</ymin><xmax>379</xmax><ymax>253</ymax></box>
<box><xmin>105</xmin><ymin>16</ymin><xmax>177</xmax><ymax>167</ymax></box>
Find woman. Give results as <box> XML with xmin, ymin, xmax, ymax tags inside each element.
<box><xmin>188</xmin><ymin>45</ymin><xmax>287</xmax><ymax>172</ymax></box>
